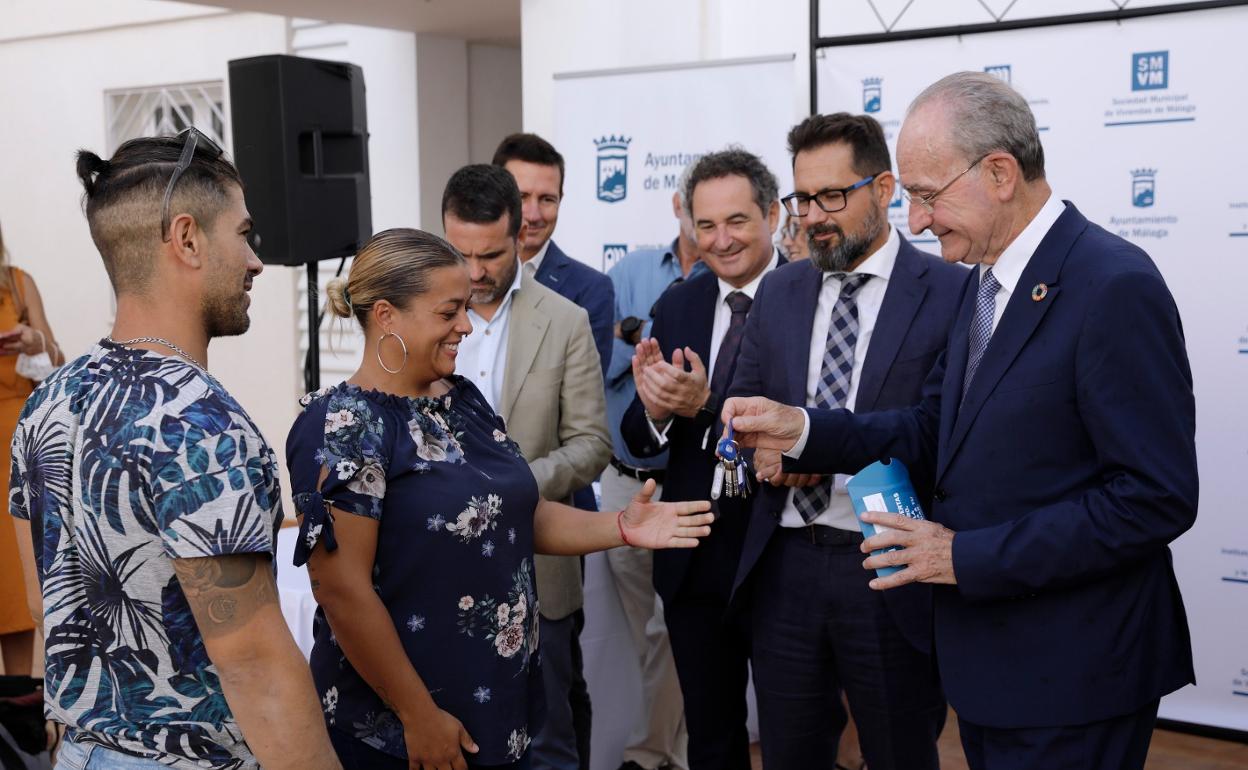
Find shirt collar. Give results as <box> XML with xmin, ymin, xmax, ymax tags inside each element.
<box><xmin>525</xmin><ymin>239</ymin><xmax>553</xmax><ymax>274</ymax></box>
<box><xmin>978</xmin><ymin>194</ymin><xmax>1066</xmax><ymax>293</ymax></box>
<box><xmin>717</xmin><ymin>249</ymin><xmax>780</xmax><ymax>305</ymax></box>
<box><xmin>822</xmin><ymin>224</ymin><xmax>899</xmax><ymax>284</ymax></box>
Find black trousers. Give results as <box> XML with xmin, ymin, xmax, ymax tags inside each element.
<box><xmin>664</xmin><ymin>592</ymin><xmax>752</xmax><ymax>770</ymax></box>
<box><xmin>958</xmin><ymin>699</ymin><xmax>1159</xmax><ymax>770</ymax></box>
<box><xmin>750</xmin><ymin>528</ymin><xmax>946</xmax><ymax>770</ymax></box>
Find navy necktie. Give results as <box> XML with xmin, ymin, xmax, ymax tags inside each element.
<box><xmin>709</xmin><ymin>290</ymin><xmax>752</xmax><ymax>396</ymax></box>
<box><xmin>793</xmin><ymin>273</ymin><xmax>871</xmax><ymax>524</ymax></box>
<box><xmin>962</xmin><ymin>267</ymin><xmax>1001</xmax><ymax>400</ymax></box>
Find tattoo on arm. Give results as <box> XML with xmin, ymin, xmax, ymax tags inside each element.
<box><xmin>173</xmin><ymin>554</ymin><xmax>278</xmax><ymax>638</ymax></box>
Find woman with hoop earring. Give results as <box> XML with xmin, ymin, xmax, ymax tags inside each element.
<box><xmin>285</xmin><ymin>228</ymin><xmax>713</xmax><ymax>770</ymax></box>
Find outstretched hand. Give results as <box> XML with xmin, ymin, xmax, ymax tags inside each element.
<box><xmin>619</xmin><ymin>479</ymin><xmax>713</xmax><ymax>549</ymax></box>
<box><xmin>720</xmin><ymin>396</ymin><xmax>806</xmax><ymax>452</ymax></box>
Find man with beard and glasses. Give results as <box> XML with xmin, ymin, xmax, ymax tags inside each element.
<box><xmin>8</xmin><ymin>132</ymin><xmax>339</xmax><ymax>770</ymax></box>
<box><xmin>725</xmin><ymin>113</ymin><xmax>964</xmax><ymax>770</ymax></box>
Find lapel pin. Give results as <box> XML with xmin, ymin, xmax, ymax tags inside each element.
<box><xmin>1031</xmin><ymin>283</ymin><xmax>1048</xmax><ymax>302</ymax></box>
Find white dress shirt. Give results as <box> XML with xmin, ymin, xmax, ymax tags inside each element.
<box><xmin>648</xmin><ymin>251</ymin><xmax>781</xmax><ymax>447</ymax></box>
<box><xmin>979</xmin><ymin>193</ymin><xmax>1065</xmax><ymax>332</ymax></box>
<box><xmin>780</xmin><ymin>225</ymin><xmax>899</xmax><ymax>531</ymax></box>
<box><xmin>521</xmin><ymin>239</ymin><xmax>553</xmax><ymax>278</ymax></box>
<box><xmin>459</xmin><ymin>260</ymin><xmax>525</xmax><ymax>410</ymax></box>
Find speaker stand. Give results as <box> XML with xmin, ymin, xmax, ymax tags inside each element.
<box><xmin>304</xmin><ymin>261</ymin><xmax>320</xmax><ymax>393</ymax></box>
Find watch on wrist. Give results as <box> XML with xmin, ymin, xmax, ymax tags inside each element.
<box><xmin>620</xmin><ymin>316</ymin><xmax>644</xmax><ymax>345</ymax></box>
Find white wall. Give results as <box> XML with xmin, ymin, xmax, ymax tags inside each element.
<box><xmin>468</xmin><ymin>43</ymin><xmax>523</xmax><ymax>163</ymax></box>
<box><xmin>0</xmin><ymin>0</ymin><xmax>222</xmax><ymax>42</ymax></box>
<box><xmin>0</xmin><ymin>3</ymin><xmax>428</xmax><ymax>515</ymax></box>
<box><xmin>415</xmin><ymin>34</ymin><xmax>470</xmax><ymax>236</ymax></box>
<box><xmin>521</xmin><ymin>0</ymin><xmax>810</xmax><ymax>140</ymax></box>
<box><xmin>0</xmin><ymin>10</ymin><xmax>300</xmax><ymax>494</ymax></box>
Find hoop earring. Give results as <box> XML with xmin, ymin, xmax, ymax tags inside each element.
<box><xmin>377</xmin><ymin>331</ymin><xmax>408</xmax><ymax>374</ymax></box>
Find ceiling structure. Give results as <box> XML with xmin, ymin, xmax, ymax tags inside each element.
<box><xmin>191</xmin><ymin>0</ymin><xmax>521</xmax><ymax>43</ymax></box>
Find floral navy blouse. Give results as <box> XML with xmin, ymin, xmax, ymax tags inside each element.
<box><xmin>286</xmin><ymin>377</ymin><xmax>543</xmax><ymax>766</ymax></box>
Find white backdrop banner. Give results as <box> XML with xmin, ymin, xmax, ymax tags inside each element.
<box><xmin>554</xmin><ymin>55</ymin><xmax>797</xmax><ymax>272</ymax></box>
<box><xmin>818</xmin><ymin>4</ymin><xmax>1248</xmax><ymax>732</ymax></box>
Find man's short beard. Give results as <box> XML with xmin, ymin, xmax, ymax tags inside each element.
<box><xmin>202</xmin><ymin>293</ymin><xmax>250</xmax><ymax>339</ymax></box>
<box><xmin>807</xmin><ymin>204</ymin><xmax>885</xmax><ymax>274</ymax></box>
<box><xmin>471</xmin><ymin>256</ymin><xmax>519</xmax><ymax>307</ymax></box>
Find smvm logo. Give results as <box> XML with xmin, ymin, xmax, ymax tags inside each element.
<box><xmin>862</xmin><ymin>78</ymin><xmax>882</xmax><ymax>113</ymax></box>
<box><xmin>602</xmin><ymin>243</ymin><xmax>628</xmax><ymax>270</ymax></box>
<box><xmin>889</xmin><ymin>181</ymin><xmax>903</xmax><ymax>209</ymax></box>
<box><xmin>595</xmin><ymin>135</ymin><xmax>631</xmax><ymax>203</ymax></box>
<box><xmin>1131</xmin><ymin>169</ymin><xmax>1157</xmax><ymax>208</ymax></box>
<box><xmin>983</xmin><ymin>64</ymin><xmax>1012</xmax><ymax>84</ymax></box>
<box><xmin>1132</xmin><ymin>51</ymin><xmax>1169</xmax><ymax>91</ymax></box>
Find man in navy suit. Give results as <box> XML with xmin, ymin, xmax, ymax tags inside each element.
<box><xmin>728</xmin><ymin>113</ymin><xmax>960</xmax><ymax>770</ymax></box>
<box><xmin>724</xmin><ymin>72</ymin><xmax>1197</xmax><ymax>770</ymax></box>
<box><xmin>493</xmin><ymin>133</ymin><xmax>615</xmax><ymax>376</ymax></box>
<box><xmin>621</xmin><ymin>149</ymin><xmax>784</xmax><ymax>770</ymax></box>
<box><xmin>493</xmin><ymin>133</ymin><xmax>614</xmax><ymax>770</ymax></box>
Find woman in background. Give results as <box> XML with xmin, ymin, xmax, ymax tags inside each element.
<box><xmin>0</xmin><ymin>220</ymin><xmax>63</xmax><ymax>677</ymax></box>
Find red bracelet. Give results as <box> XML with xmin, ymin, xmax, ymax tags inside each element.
<box><xmin>616</xmin><ymin>510</ymin><xmax>633</xmax><ymax>547</ymax></box>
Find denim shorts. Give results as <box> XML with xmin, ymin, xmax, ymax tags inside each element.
<box><xmin>54</xmin><ymin>737</ymin><xmax>170</xmax><ymax>770</ymax></box>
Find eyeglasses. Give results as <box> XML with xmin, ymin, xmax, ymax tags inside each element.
<box><xmin>160</xmin><ymin>127</ymin><xmax>224</xmax><ymax>242</ymax></box>
<box><xmin>781</xmin><ymin>175</ymin><xmax>877</xmax><ymax>217</ymax></box>
<box><xmin>901</xmin><ymin>154</ymin><xmax>988</xmax><ymax>214</ymax></box>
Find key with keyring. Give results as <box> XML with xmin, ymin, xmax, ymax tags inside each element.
<box><xmin>713</xmin><ymin>424</ymin><xmax>750</xmax><ymax>500</ymax></box>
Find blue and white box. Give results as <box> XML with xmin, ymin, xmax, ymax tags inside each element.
<box><xmin>846</xmin><ymin>458</ymin><xmax>926</xmax><ymax>578</ymax></box>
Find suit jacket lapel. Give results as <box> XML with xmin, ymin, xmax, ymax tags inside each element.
<box><xmin>785</xmin><ymin>263</ymin><xmax>822</xmax><ymax>405</ymax></box>
<box><xmin>936</xmin><ymin>272</ymin><xmax>977</xmax><ymax>479</ymax></box>
<box><xmin>856</xmin><ymin>239</ymin><xmax>927</xmax><ymax>413</ymax></box>
<box><xmin>500</xmin><ymin>283</ymin><xmax>551</xmax><ymax>421</ymax></box>
<box><xmin>687</xmin><ymin>278</ymin><xmax>718</xmax><ymax>359</ymax></box>
<box><xmin>938</xmin><ymin>203</ymin><xmax>1086</xmax><ymax>481</ymax></box>
<box><xmin>535</xmin><ymin>240</ymin><xmax>567</xmax><ymax>287</ymax></box>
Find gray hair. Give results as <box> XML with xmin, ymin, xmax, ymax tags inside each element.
<box><xmin>684</xmin><ymin>147</ymin><xmax>779</xmax><ymax>220</ymax></box>
<box><xmin>908</xmin><ymin>71</ymin><xmax>1046</xmax><ymax>181</ymax></box>
<box><xmin>676</xmin><ymin>161</ymin><xmax>697</xmax><ymax>213</ymax></box>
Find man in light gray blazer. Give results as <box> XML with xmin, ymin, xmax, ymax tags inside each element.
<box><xmin>443</xmin><ymin>164</ymin><xmax>611</xmax><ymax>770</ymax></box>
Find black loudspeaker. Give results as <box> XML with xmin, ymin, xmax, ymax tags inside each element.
<box><xmin>227</xmin><ymin>54</ymin><xmax>371</xmax><ymax>265</ymax></box>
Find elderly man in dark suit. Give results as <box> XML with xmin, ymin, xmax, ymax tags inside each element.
<box><xmin>728</xmin><ymin>113</ymin><xmax>962</xmax><ymax>770</ymax></box>
<box><xmin>724</xmin><ymin>72</ymin><xmax>1197</xmax><ymax>770</ymax></box>
<box><xmin>621</xmin><ymin>148</ymin><xmax>785</xmax><ymax>770</ymax></box>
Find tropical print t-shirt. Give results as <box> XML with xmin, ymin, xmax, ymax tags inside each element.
<box><xmin>8</xmin><ymin>341</ymin><xmax>283</xmax><ymax>769</ymax></box>
<box><xmin>286</xmin><ymin>377</ymin><xmax>543</xmax><ymax>766</ymax></box>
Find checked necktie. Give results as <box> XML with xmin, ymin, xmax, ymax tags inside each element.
<box><xmin>962</xmin><ymin>267</ymin><xmax>1001</xmax><ymax>400</ymax></box>
<box><xmin>709</xmin><ymin>290</ymin><xmax>753</xmax><ymax>396</ymax></box>
<box><xmin>793</xmin><ymin>273</ymin><xmax>872</xmax><ymax>523</ymax></box>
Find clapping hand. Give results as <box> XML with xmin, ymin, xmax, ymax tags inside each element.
<box><xmin>633</xmin><ymin>339</ymin><xmax>711</xmax><ymax>420</ymax></box>
<box><xmin>618</xmin><ymin>479</ymin><xmax>713</xmax><ymax>549</ymax></box>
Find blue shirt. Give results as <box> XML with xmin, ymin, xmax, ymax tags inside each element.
<box><xmin>9</xmin><ymin>341</ymin><xmax>284</xmax><ymax>769</ymax></box>
<box><xmin>286</xmin><ymin>378</ymin><xmax>543</xmax><ymax>765</ymax></box>
<box><xmin>605</xmin><ymin>242</ymin><xmax>705</xmax><ymax>469</ymax></box>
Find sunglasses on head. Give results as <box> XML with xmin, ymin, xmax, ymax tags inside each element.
<box><xmin>160</xmin><ymin>127</ymin><xmax>224</xmax><ymax>241</ymax></box>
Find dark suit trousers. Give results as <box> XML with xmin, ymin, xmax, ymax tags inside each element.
<box><xmin>958</xmin><ymin>699</ymin><xmax>1158</xmax><ymax>770</ymax></box>
<box><xmin>751</xmin><ymin>529</ymin><xmax>945</xmax><ymax>770</ymax></box>
<box><xmin>664</xmin><ymin>591</ymin><xmax>752</xmax><ymax>770</ymax></box>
